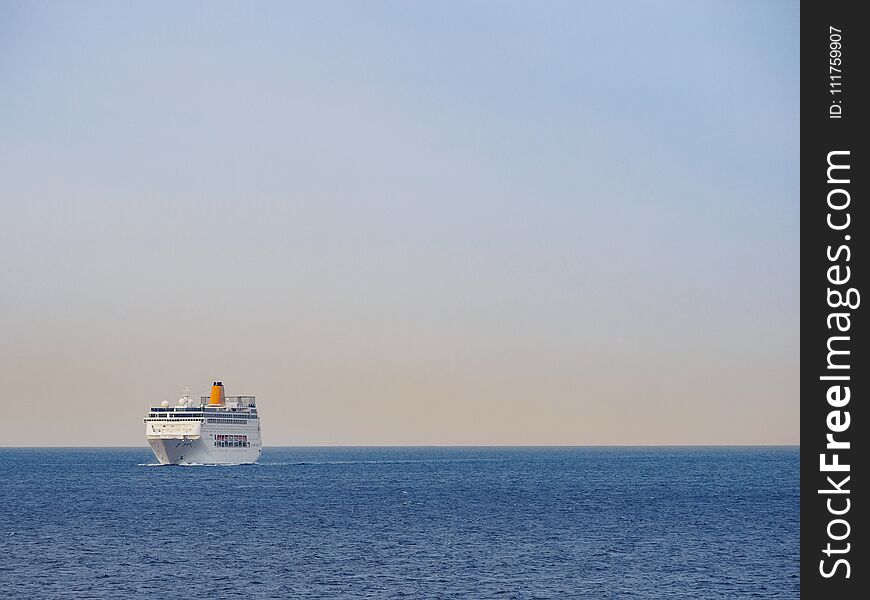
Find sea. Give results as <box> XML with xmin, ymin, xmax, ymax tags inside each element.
<box><xmin>0</xmin><ymin>447</ymin><xmax>798</xmax><ymax>599</ymax></box>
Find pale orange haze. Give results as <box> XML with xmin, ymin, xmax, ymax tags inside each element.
<box><xmin>0</xmin><ymin>1</ymin><xmax>799</xmax><ymax>446</ymax></box>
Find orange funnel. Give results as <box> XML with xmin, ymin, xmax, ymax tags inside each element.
<box><xmin>209</xmin><ymin>381</ymin><xmax>225</xmax><ymax>405</ymax></box>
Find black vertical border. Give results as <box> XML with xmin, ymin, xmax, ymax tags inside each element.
<box><xmin>801</xmin><ymin>2</ymin><xmax>867</xmax><ymax>597</ymax></box>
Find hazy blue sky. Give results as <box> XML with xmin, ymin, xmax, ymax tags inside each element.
<box><xmin>0</xmin><ymin>1</ymin><xmax>799</xmax><ymax>445</ymax></box>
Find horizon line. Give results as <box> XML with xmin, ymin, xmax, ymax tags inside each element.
<box><xmin>0</xmin><ymin>443</ymin><xmax>801</xmax><ymax>449</ymax></box>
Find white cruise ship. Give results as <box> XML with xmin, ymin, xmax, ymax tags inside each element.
<box><xmin>144</xmin><ymin>382</ymin><xmax>262</xmax><ymax>465</ymax></box>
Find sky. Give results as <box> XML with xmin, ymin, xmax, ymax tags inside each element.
<box><xmin>0</xmin><ymin>1</ymin><xmax>799</xmax><ymax>446</ymax></box>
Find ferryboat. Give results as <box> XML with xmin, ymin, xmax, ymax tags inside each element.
<box><xmin>144</xmin><ymin>382</ymin><xmax>262</xmax><ymax>465</ymax></box>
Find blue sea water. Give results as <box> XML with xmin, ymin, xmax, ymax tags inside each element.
<box><xmin>0</xmin><ymin>447</ymin><xmax>798</xmax><ymax>598</ymax></box>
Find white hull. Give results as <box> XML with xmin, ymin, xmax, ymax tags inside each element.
<box><xmin>147</xmin><ymin>437</ymin><xmax>260</xmax><ymax>465</ymax></box>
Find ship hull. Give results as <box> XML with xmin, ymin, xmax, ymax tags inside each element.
<box><xmin>147</xmin><ymin>437</ymin><xmax>261</xmax><ymax>465</ymax></box>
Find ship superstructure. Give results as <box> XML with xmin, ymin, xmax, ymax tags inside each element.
<box><xmin>144</xmin><ymin>382</ymin><xmax>262</xmax><ymax>465</ymax></box>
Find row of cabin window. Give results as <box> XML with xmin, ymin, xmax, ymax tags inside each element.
<box><xmin>151</xmin><ymin>407</ymin><xmax>257</xmax><ymax>412</ymax></box>
<box><xmin>147</xmin><ymin>418</ymin><xmax>254</xmax><ymax>424</ymax></box>
<box><xmin>214</xmin><ymin>441</ymin><xmax>250</xmax><ymax>448</ymax></box>
<box><xmin>148</xmin><ymin>413</ymin><xmax>257</xmax><ymax>419</ymax></box>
